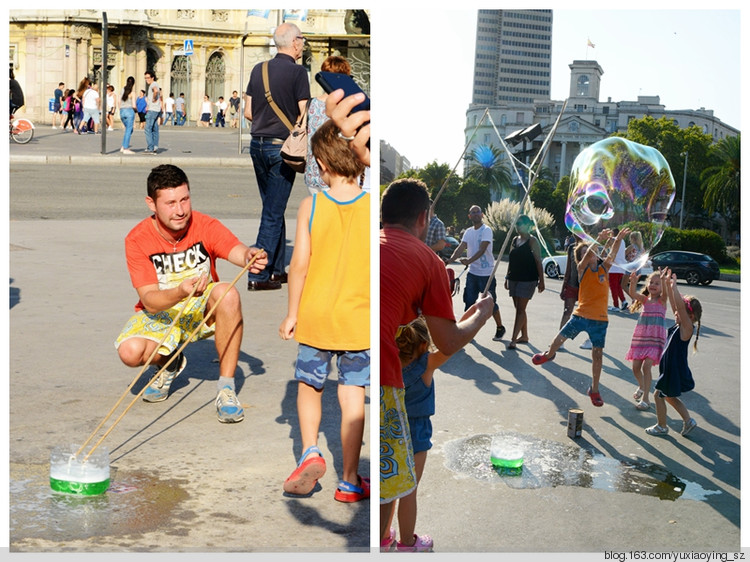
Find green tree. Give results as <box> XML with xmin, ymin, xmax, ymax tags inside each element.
<box><xmin>528</xmin><ymin>178</ymin><xmax>555</xmax><ymax>214</ymax></box>
<box><xmin>447</xmin><ymin>176</ymin><xmax>493</xmax><ymax>231</ymax></box>
<box><xmin>618</xmin><ymin>116</ymin><xmax>713</xmax><ymax>228</ymax></box>
<box><xmin>417</xmin><ymin>161</ymin><xmax>452</xmax><ymax>193</ymax></box>
<box><xmin>465</xmin><ymin>144</ymin><xmax>513</xmax><ymax>200</ymax></box>
<box><xmin>409</xmin><ymin>161</ymin><xmax>462</xmax><ymax>229</ymax></box>
<box><xmin>701</xmin><ymin>134</ymin><xmax>740</xmax><ymax>228</ymax></box>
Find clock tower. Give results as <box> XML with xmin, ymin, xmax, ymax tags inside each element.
<box><xmin>569</xmin><ymin>60</ymin><xmax>603</xmax><ymax>101</ymax></box>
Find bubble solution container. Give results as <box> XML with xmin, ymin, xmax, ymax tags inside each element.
<box><xmin>50</xmin><ymin>444</ymin><xmax>110</xmax><ymax>496</ymax></box>
<box><xmin>490</xmin><ymin>438</ymin><xmax>524</xmax><ymax>476</ymax></box>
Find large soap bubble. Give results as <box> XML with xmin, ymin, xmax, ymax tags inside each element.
<box><xmin>565</xmin><ymin>137</ymin><xmax>676</xmax><ymax>272</ymax></box>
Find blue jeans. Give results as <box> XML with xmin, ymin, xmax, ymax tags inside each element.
<box><xmin>176</xmin><ymin>111</ymin><xmax>185</xmax><ymax>125</ymax></box>
<box><xmin>119</xmin><ymin>108</ymin><xmax>135</xmax><ymax>149</ymax></box>
<box><xmin>144</xmin><ymin>110</ymin><xmax>160</xmax><ymax>150</ymax></box>
<box><xmin>248</xmin><ymin>138</ymin><xmax>296</xmax><ymax>282</ymax></box>
<box><xmin>463</xmin><ymin>272</ymin><xmax>499</xmax><ymax>314</ymax></box>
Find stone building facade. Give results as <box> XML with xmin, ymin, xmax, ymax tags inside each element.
<box><xmin>9</xmin><ymin>9</ymin><xmax>370</xmax><ymax>125</ymax></box>
<box><xmin>465</xmin><ymin>59</ymin><xmax>739</xmax><ymax>184</ymax></box>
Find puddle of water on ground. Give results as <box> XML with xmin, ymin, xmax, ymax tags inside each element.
<box><xmin>443</xmin><ymin>432</ymin><xmax>721</xmax><ymax>502</ymax></box>
<box><xmin>10</xmin><ymin>462</ymin><xmax>191</xmax><ymax>542</ymax></box>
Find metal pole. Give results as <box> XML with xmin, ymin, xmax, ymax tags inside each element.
<box><xmin>239</xmin><ymin>34</ymin><xmax>248</xmax><ymax>154</ymax></box>
<box><xmin>680</xmin><ymin>151</ymin><xmax>688</xmax><ymax>229</ymax></box>
<box><xmin>186</xmin><ymin>57</ymin><xmax>190</xmax><ymax>127</ymax></box>
<box><xmin>101</xmin><ymin>12</ymin><xmax>108</xmax><ymax>154</ymax></box>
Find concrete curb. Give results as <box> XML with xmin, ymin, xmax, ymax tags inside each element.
<box><xmin>10</xmin><ymin>154</ymin><xmax>254</xmax><ymax>168</ymax></box>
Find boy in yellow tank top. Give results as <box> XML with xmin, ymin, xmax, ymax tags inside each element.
<box><xmin>532</xmin><ymin>227</ymin><xmax>630</xmax><ymax>407</ymax></box>
<box><xmin>279</xmin><ymin>120</ymin><xmax>370</xmax><ymax>502</ymax></box>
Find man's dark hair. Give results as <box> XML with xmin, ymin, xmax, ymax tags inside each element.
<box><xmin>147</xmin><ymin>164</ymin><xmax>190</xmax><ymax>199</ymax></box>
<box><xmin>381</xmin><ymin>178</ymin><xmax>431</xmax><ymax>227</ymax></box>
<box><xmin>145</xmin><ymin>70</ymin><xmax>157</xmax><ymax>80</ymax></box>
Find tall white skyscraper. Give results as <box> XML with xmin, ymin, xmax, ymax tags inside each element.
<box><xmin>472</xmin><ymin>9</ymin><xmax>553</xmax><ymax>106</ymax></box>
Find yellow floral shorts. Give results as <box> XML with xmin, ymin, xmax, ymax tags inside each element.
<box><xmin>380</xmin><ymin>384</ymin><xmax>417</xmax><ymax>503</ymax></box>
<box><xmin>114</xmin><ymin>283</ymin><xmax>217</xmax><ymax>356</ymax></box>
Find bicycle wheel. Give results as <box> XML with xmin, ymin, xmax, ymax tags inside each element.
<box><xmin>11</xmin><ymin>118</ymin><xmax>34</xmax><ymax>144</ymax></box>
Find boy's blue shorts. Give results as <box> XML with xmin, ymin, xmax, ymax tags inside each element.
<box><xmin>294</xmin><ymin>344</ymin><xmax>370</xmax><ymax>389</ymax></box>
<box><xmin>559</xmin><ymin>315</ymin><xmax>608</xmax><ymax>348</ymax></box>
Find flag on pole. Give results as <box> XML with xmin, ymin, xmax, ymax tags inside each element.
<box><xmin>587</xmin><ymin>38</ymin><xmax>596</xmax><ymax>48</ymax></box>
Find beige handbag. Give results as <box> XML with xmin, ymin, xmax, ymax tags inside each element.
<box><xmin>262</xmin><ymin>61</ymin><xmax>308</xmax><ymax>173</ymax></box>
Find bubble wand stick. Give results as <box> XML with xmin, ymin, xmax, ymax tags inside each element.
<box><xmin>482</xmin><ymin>99</ymin><xmax>569</xmax><ymax>296</ymax></box>
<box><xmin>82</xmin><ymin>251</ymin><xmax>264</xmax><ymax>462</ymax></box>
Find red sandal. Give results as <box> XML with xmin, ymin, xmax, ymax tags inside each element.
<box><xmin>334</xmin><ymin>475</ymin><xmax>370</xmax><ymax>503</ymax></box>
<box><xmin>587</xmin><ymin>387</ymin><xmax>604</xmax><ymax>407</ymax></box>
<box><xmin>283</xmin><ymin>446</ymin><xmax>326</xmax><ymax>495</ymax></box>
<box><xmin>532</xmin><ymin>351</ymin><xmax>556</xmax><ymax>365</ymax></box>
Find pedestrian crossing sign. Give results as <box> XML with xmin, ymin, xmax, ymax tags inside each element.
<box><xmin>184</xmin><ymin>40</ymin><xmax>194</xmax><ymax>55</ymax></box>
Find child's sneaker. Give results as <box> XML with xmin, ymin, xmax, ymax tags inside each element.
<box><xmin>143</xmin><ymin>352</ymin><xmax>186</xmax><ymax>402</ymax></box>
<box><xmin>396</xmin><ymin>534</ymin><xmax>434</xmax><ymax>552</ymax></box>
<box><xmin>681</xmin><ymin>418</ymin><xmax>697</xmax><ymax>436</ymax></box>
<box><xmin>645</xmin><ymin>424</ymin><xmax>669</xmax><ymax>436</ymax></box>
<box><xmin>579</xmin><ymin>339</ymin><xmax>593</xmax><ymax>350</ymax></box>
<box><xmin>216</xmin><ymin>386</ymin><xmax>244</xmax><ymax>423</ymax></box>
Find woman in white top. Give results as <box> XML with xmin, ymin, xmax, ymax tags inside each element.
<box><xmin>199</xmin><ymin>95</ymin><xmax>212</xmax><ymax>127</ymax></box>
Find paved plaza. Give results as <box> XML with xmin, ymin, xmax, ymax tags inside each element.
<box><xmin>8</xmin><ymin>126</ymin><xmax>742</xmax><ymax>556</ymax></box>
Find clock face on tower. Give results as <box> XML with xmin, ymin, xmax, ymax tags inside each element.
<box><xmin>577</xmin><ymin>75</ymin><xmax>590</xmax><ymax>96</ymax></box>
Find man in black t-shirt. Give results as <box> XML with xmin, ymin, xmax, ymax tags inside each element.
<box><xmin>244</xmin><ymin>22</ymin><xmax>310</xmax><ymax>290</ymax></box>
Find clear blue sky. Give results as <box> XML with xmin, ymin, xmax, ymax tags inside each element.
<box><xmin>375</xmin><ymin>7</ymin><xmax>743</xmax><ymax>172</ymax></box>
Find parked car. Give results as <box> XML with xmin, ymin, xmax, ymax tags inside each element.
<box><xmin>542</xmin><ymin>254</ymin><xmax>653</xmax><ymax>279</ymax></box>
<box><xmin>649</xmin><ymin>251</ymin><xmax>720</xmax><ymax>285</ymax></box>
<box><xmin>438</xmin><ymin>236</ymin><xmax>461</xmax><ymax>262</ymax></box>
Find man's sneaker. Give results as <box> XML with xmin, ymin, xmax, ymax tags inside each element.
<box><xmin>143</xmin><ymin>352</ymin><xmax>187</xmax><ymax>403</ymax></box>
<box><xmin>216</xmin><ymin>386</ymin><xmax>244</xmax><ymax>423</ymax></box>
<box><xmin>492</xmin><ymin>325</ymin><xmax>506</xmax><ymax>341</ymax></box>
<box><xmin>608</xmin><ymin>305</ymin><xmax>619</xmax><ymax>312</ymax></box>
<box><xmin>580</xmin><ymin>339</ymin><xmax>593</xmax><ymax>350</ymax></box>
<box><xmin>621</xmin><ymin>301</ymin><xmax>629</xmax><ymax>311</ymax></box>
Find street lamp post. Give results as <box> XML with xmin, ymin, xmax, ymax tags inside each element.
<box><xmin>679</xmin><ymin>151</ymin><xmax>688</xmax><ymax>229</ymax></box>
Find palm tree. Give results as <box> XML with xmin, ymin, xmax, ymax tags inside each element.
<box><xmin>465</xmin><ymin>144</ymin><xmax>513</xmax><ymax>201</ymax></box>
<box><xmin>701</xmin><ymin>135</ymin><xmax>740</xmax><ymax>220</ymax></box>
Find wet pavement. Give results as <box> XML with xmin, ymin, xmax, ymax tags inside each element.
<box><xmin>444</xmin><ymin>431</ymin><xmax>721</xmax><ymax>502</ymax></box>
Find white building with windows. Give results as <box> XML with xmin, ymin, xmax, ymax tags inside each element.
<box><xmin>472</xmin><ymin>9</ymin><xmax>552</xmax><ymax>106</ymax></box>
<box><xmin>465</xmin><ymin>59</ymin><xmax>739</xmax><ymax>184</ymax></box>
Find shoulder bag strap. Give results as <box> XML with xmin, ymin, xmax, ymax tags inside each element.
<box><xmin>261</xmin><ymin>61</ymin><xmax>294</xmax><ymax>132</ymax></box>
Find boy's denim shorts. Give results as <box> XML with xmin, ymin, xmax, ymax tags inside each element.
<box><xmin>559</xmin><ymin>315</ymin><xmax>608</xmax><ymax>348</ymax></box>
